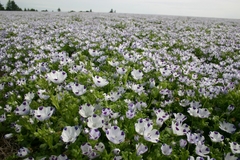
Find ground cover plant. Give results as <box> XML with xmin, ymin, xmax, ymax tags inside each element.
<box><xmin>0</xmin><ymin>11</ymin><xmax>240</xmax><ymax>160</ymax></box>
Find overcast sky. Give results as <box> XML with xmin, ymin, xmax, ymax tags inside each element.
<box><xmin>1</xmin><ymin>0</ymin><xmax>240</xmax><ymax>19</ymax></box>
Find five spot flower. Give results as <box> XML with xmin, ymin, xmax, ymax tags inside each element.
<box><xmin>106</xmin><ymin>126</ymin><xmax>125</xmax><ymax>144</ymax></box>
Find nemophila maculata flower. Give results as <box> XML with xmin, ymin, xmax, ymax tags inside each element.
<box><xmin>17</xmin><ymin>147</ymin><xmax>30</xmax><ymax>157</ymax></box>
<box><xmin>135</xmin><ymin>118</ymin><xmax>153</xmax><ymax>136</ymax></box>
<box><xmin>187</xmin><ymin>132</ymin><xmax>204</xmax><ymax>145</ymax></box>
<box><xmin>15</xmin><ymin>101</ymin><xmax>30</xmax><ymax>116</ymax></box>
<box><xmin>0</xmin><ymin>113</ymin><xmax>6</xmax><ymax>122</ymax></box>
<box><xmin>81</xmin><ymin>142</ymin><xmax>99</xmax><ymax>159</ymax></box>
<box><xmin>173</xmin><ymin>113</ymin><xmax>187</xmax><ymax>122</ymax></box>
<box><xmin>4</xmin><ymin>104</ymin><xmax>12</xmax><ymax>113</ymax></box>
<box><xmin>87</xmin><ymin>114</ymin><xmax>104</xmax><ymax>129</ymax></box>
<box><xmin>89</xmin><ymin>128</ymin><xmax>101</xmax><ymax>140</ymax></box>
<box><xmin>136</xmin><ymin>143</ymin><xmax>148</xmax><ymax>156</ymax></box>
<box><xmin>114</xmin><ymin>156</ymin><xmax>123</xmax><ymax>160</ymax></box>
<box><xmin>171</xmin><ymin>120</ymin><xmax>190</xmax><ymax>136</ymax></box>
<box><xmin>219</xmin><ymin>121</ymin><xmax>236</xmax><ymax>134</ymax></box>
<box><xmin>224</xmin><ymin>152</ymin><xmax>239</xmax><ymax>160</ymax></box>
<box><xmin>4</xmin><ymin>133</ymin><xmax>13</xmax><ymax>139</ymax></box>
<box><xmin>92</xmin><ymin>76</ymin><xmax>109</xmax><ymax>87</ymax></box>
<box><xmin>46</xmin><ymin>70</ymin><xmax>67</xmax><ymax>84</ymax></box>
<box><xmin>161</xmin><ymin>144</ymin><xmax>172</xmax><ymax>156</ymax></box>
<box><xmin>70</xmin><ymin>82</ymin><xmax>87</xmax><ymax>96</ymax></box>
<box><xmin>24</xmin><ymin>92</ymin><xmax>35</xmax><ymax>103</ymax></box>
<box><xmin>116</xmin><ymin>67</ymin><xmax>127</xmax><ymax>75</ymax></box>
<box><xmin>209</xmin><ymin>131</ymin><xmax>224</xmax><ymax>142</ymax></box>
<box><xmin>94</xmin><ymin>142</ymin><xmax>105</xmax><ymax>153</ymax></box>
<box><xmin>79</xmin><ymin>103</ymin><xmax>95</xmax><ymax>118</ymax></box>
<box><xmin>131</xmin><ymin>69</ymin><xmax>143</xmax><ymax>80</ymax></box>
<box><xmin>89</xmin><ymin>49</ymin><xmax>102</xmax><ymax>57</ymax></box>
<box><xmin>33</xmin><ymin>106</ymin><xmax>55</xmax><ymax>121</ymax></box>
<box><xmin>37</xmin><ymin>89</ymin><xmax>50</xmax><ymax>100</ymax></box>
<box><xmin>195</xmin><ymin>142</ymin><xmax>210</xmax><ymax>157</ymax></box>
<box><xmin>0</xmin><ymin>83</ymin><xmax>4</xmax><ymax>90</ymax></box>
<box><xmin>61</xmin><ymin>126</ymin><xmax>81</xmax><ymax>143</ymax></box>
<box><xmin>143</xmin><ymin>125</ymin><xmax>160</xmax><ymax>143</ymax></box>
<box><xmin>126</xmin><ymin>109</ymin><xmax>136</xmax><ymax>119</ymax></box>
<box><xmin>229</xmin><ymin>142</ymin><xmax>240</xmax><ymax>154</ymax></box>
<box><xmin>179</xmin><ymin>139</ymin><xmax>187</xmax><ymax>148</ymax></box>
<box><xmin>113</xmin><ymin>148</ymin><xmax>120</xmax><ymax>155</ymax></box>
<box><xmin>106</xmin><ymin>126</ymin><xmax>125</xmax><ymax>144</ymax></box>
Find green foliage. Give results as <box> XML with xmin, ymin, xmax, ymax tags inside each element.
<box><xmin>0</xmin><ymin>2</ymin><xmax>5</xmax><ymax>10</ymax></box>
<box><xmin>6</xmin><ymin>0</ymin><xmax>22</xmax><ymax>11</ymax></box>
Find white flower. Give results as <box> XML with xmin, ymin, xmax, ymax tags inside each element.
<box><xmin>116</xmin><ymin>67</ymin><xmax>127</xmax><ymax>75</ymax></box>
<box><xmin>70</xmin><ymin>82</ymin><xmax>87</xmax><ymax>96</ymax></box>
<box><xmin>130</xmin><ymin>84</ymin><xmax>145</xmax><ymax>94</ymax></box>
<box><xmin>0</xmin><ymin>83</ymin><xmax>4</xmax><ymax>90</ymax></box>
<box><xmin>113</xmin><ymin>156</ymin><xmax>123</xmax><ymax>160</ymax></box>
<box><xmin>187</xmin><ymin>132</ymin><xmax>200</xmax><ymax>144</ymax></box>
<box><xmin>34</xmin><ymin>106</ymin><xmax>55</xmax><ymax>121</ymax></box>
<box><xmin>187</xmin><ymin>106</ymin><xmax>199</xmax><ymax>117</ymax></box>
<box><xmin>142</xmin><ymin>122</ymin><xmax>160</xmax><ymax>143</ymax></box>
<box><xmin>135</xmin><ymin>118</ymin><xmax>153</xmax><ymax>136</ymax></box>
<box><xmin>209</xmin><ymin>131</ymin><xmax>224</xmax><ymax>142</ymax></box>
<box><xmin>37</xmin><ymin>89</ymin><xmax>50</xmax><ymax>100</ymax></box>
<box><xmin>229</xmin><ymin>142</ymin><xmax>240</xmax><ymax>154</ymax></box>
<box><xmin>171</xmin><ymin>120</ymin><xmax>190</xmax><ymax>136</ymax></box>
<box><xmin>197</xmin><ymin>108</ymin><xmax>210</xmax><ymax>118</ymax></box>
<box><xmin>81</xmin><ymin>142</ymin><xmax>99</xmax><ymax>159</ymax></box>
<box><xmin>136</xmin><ymin>143</ymin><xmax>148</xmax><ymax>155</ymax></box>
<box><xmin>179</xmin><ymin>139</ymin><xmax>187</xmax><ymax>148</ymax></box>
<box><xmin>131</xmin><ymin>69</ymin><xmax>143</xmax><ymax>80</ymax></box>
<box><xmin>224</xmin><ymin>152</ymin><xmax>239</xmax><ymax>160</ymax></box>
<box><xmin>56</xmin><ymin>154</ymin><xmax>68</xmax><ymax>160</ymax></box>
<box><xmin>79</xmin><ymin>103</ymin><xmax>95</xmax><ymax>118</ymax></box>
<box><xmin>94</xmin><ymin>142</ymin><xmax>105</xmax><ymax>153</ymax></box>
<box><xmin>4</xmin><ymin>104</ymin><xmax>12</xmax><ymax>112</ymax></box>
<box><xmin>154</xmin><ymin>108</ymin><xmax>170</xmax><ymax>126</ymax></box>
<box><xmin>17</xmin><ymin>147</ymin><xmax>30</xmax><ymax>157</ymax></box>
<box><xmin>89</xmin><ymin>129</ymin><xmax>101</xmax><ymax>140</ymax></box>
<box><xmin>4</xmin><ymin>133</ymin><xmax>13</xmax><ymax>139</ymax></box>
<box><xmin>87</xmin><ymin>114</ymin><xmax>104</xmax><ymax>129</ymax></box>
<box><xmin>24</xmin><ymin>92</ymin><xmax>35</xmax><ymax>102</ymax></box>
<box><xmin>61</xmin><ymin>126</ymin><xmax>81</xmax><ymax>143</ymax></box>
<box><xmin>195</xmin><ymin>142</ymin><xmax>210</xmax><ymax>157</ymax></box>
<box><xmin>173</xmin><ymin>113</ymin><xmax>187</xmax><ymax>122</ymax></box>
<box><xmin>106</xmin><ymin>126</ymin><xmax>125</xmax><ymax>144</ymax></box>
<box><xmin>46</xmin><ymin>70</ymin><xmax>67</xmax><ymax>84</ymax></box>
<box><xmin>161</xmin><ymin>144</ymin><xmax>172</xmax><ymax>156</ymax></box>
<box><xmin>0</xmin><ymin>113</ymin><xmax>6</xmax><ymax>122</ymax></box>
<box><xmin>92</xmin><ymin>76</ymin><xmax>109</xmax><ymax>87</ymax></box>
<box><xmin>89</xmin><ymin>49</ymin><xmax>102</xmax><ymax>56</ymax></box>
<box><xmin>219</xmin><ymin>121</ymin><xmax>236</xmax><ymax>134</ymax></box>
<box><xmin>113</xmin><ymin>148</ymin><xmax>121</xmax><ymax>155</ymax></box>
<box><xmin>15</xmin><ymin>101</ymin><xmax>30</xmax><ymax>116</ymax></box>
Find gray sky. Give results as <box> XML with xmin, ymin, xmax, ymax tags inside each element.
<box><xmin>1</xmin><ymin>0</ymin><xmax>240</xmax><ymax>19</ymax></box>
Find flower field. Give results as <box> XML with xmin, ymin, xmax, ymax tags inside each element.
<box><xmin>0</xmin><ymin>11</ymin><xmax>240</xmax><ymax>160</ymax></box>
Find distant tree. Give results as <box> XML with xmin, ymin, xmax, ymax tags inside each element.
<box><xmin>24</xmin><ymin>8</ymin><xmax>26</xmax><ymax>11</ymax></box>
<box><xmin>6</xmin><ymin>0</ymin><xmax>22</xmax><ymax>11</ymax></box>
<box><xmin>58</xmin><ymin>8</ymin><xmax>61</xmax><ymax>12</ymax></box>
<box><xmin>0</xmin><ymin>2</ymin><xmax>5</xmax><ymax>10</ymax></box>
<box><xmin>109</xmin><ymin>9</ymin><xmax>113</xmax><ymax>13</ymax></box>
<box><xmin>90</xmin><ymin>9</ymin><xmax>92</xmax><ymax>12</ymax></box>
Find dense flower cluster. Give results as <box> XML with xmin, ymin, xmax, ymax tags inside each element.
<box><xmin>0</xmin><ymin>12</ymin><xmax>240</xmax><ymax>159</ymax></box>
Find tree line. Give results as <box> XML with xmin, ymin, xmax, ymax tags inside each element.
<box><xmin>0</xmin><ymin>0</ymin><xmax>37</xmax><ymax>11</ymax></box>
<box><xmin>0</xmin><ymin>0</ymin><xmax>22</xmax><ymax>11</ymax></box>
